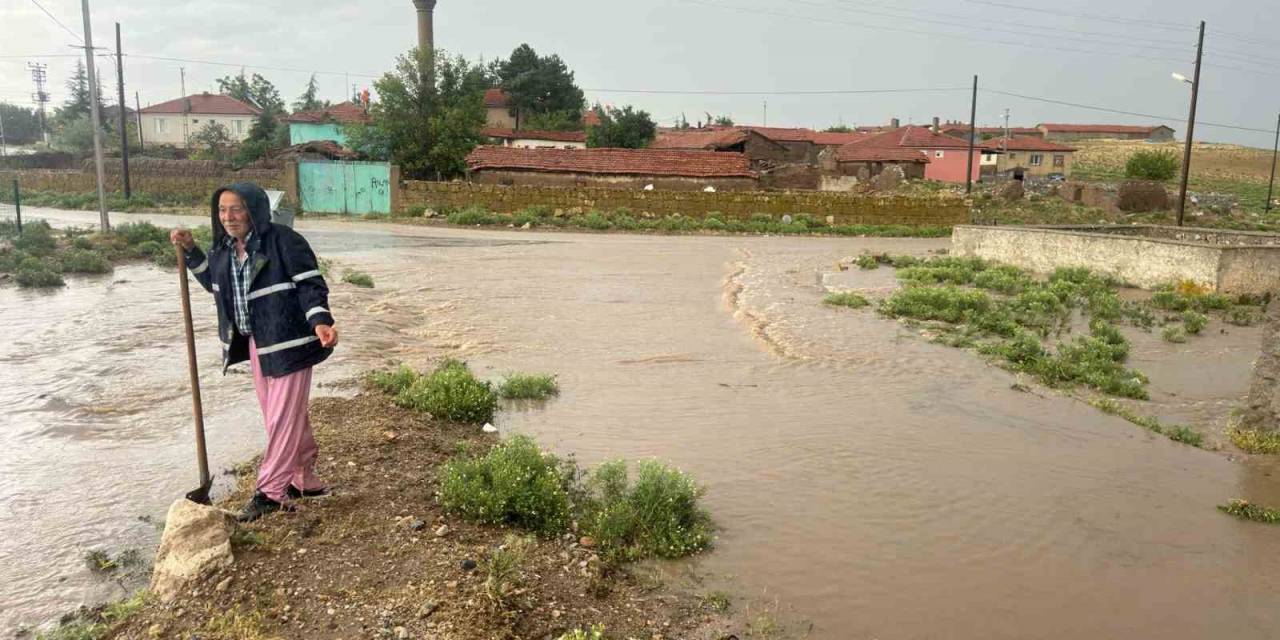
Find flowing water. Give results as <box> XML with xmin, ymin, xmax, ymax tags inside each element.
<box><xmin>5</xmin><ymin>208</ymin><xmax>1280</xmax><ymax>638</ymax></box>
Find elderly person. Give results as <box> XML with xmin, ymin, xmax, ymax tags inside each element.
<box><xmin>170</xmin><ymin>182</ymin><xmax>338</xmax><ymax>522</ymax></box>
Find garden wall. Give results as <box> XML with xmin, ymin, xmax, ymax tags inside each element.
<box><xmin>401</xmin><ymin>181</ymin><xmax>969</xmax><ymax>227</ymax></box>
<box><xmin>1</xmin><ymin>159</ymin><xmax>286</xmax><ymax>203</ymax></box>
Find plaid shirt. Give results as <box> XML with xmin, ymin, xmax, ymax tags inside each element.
<box><xmin>227</xmin><ymin>233</ymin><xmax>254</xmax><ymax>336</ymax></box>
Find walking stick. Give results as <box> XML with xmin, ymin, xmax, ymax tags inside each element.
<box><xmin>176</xmin><ymin>244</ymin><xmax>213</xmax><ymax>505</ymax></box>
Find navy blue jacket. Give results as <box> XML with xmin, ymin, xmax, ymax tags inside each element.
<box><xmin>183</xmin><ymin>182</ymin><xmax>334</xmax><ymax>377</ymax></box>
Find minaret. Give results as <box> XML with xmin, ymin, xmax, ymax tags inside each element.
<box><xmin>412</xmin><ymin>0</ymin><xmax>437</xmax><ymax>86</ymax></box>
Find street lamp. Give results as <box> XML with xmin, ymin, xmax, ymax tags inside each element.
<box><xmin>1171</xmin><ymin>72</ymin><xmax>1192</xmax><ymax>84</ymax></box>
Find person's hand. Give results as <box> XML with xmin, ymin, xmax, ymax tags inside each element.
<box><xmin>316</xmin><ymin>324</ymin><xmax>338</xmax><ymax>348</ymax></box>
<box><xmin>169</xmin><ymin>228</ymin><xmax>195</xmax><ymax>250</ymax></box>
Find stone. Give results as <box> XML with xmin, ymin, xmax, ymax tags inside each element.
<box><xmin>215</xmin><ymin>576</ymin><xmax>233</xmax><ymax>592</ymax></box>
<box><xmin>460</xmin><ymin>558</ymin><xmax>477</xmax><ymax>571</ymax></box>
<box><xmin>418</xmin><ymin>600</ymin><xmax>440</xmax><ymax>619</ymax></box>
<box><xmin>409</xmin><ymin>519</ymin><xmax>426</xmax><ymax>532</ymax></box>
<box><xmin>394</xmin><ymin>626</ymin><xmax>409</xmax><ymax>639</ymax></box>
<box><xmin>149</xmin><ymin>498</ymin><xmax>235</xmax><ymax>602</ymax></box>
<box><xmin>481</xmin><ymin>423</ymin><xmax>498</xmax><ymax>433</ymax></box>
<box><xmin>578</xmin><ymin>536</ymin><xmax>596</xmax><ymax>548</ymax></box>
<box><xmin>433</xmin><ymin>524</ymin><xmax>449</xmax><ymax>537</ymax></box>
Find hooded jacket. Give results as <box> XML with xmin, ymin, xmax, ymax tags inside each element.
<box><xmin>183</xmin><ymin>182</ymin><xmax>334</xmax><ymax>377</ymax></box>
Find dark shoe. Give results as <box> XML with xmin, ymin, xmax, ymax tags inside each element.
<box><xmin>286</xmin><ymin>485</ymin><xmax>330</xmax><ymax>500</ymax></box>
<box><xmin>237</xmin><ymin>491</ymin><xmax>292</xmax><ymax>523</ymax></box>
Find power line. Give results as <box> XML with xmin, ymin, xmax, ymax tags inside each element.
<box><xmin>959</xmin><ymin>0</ymin><xmax>1193</xmax><ymax>32</ymax></box>
<box><xmin>984</xmin><ymin>88</ymin><xmax>1273</xmax><ymax>134</ymax></box>
<box><xmin>583</xmin><ymin>86</ymin><xmax>968</xmax><ymax>96</ymax></box>
<box><xmin>124</xmin><ymin>54</ymin><xmax>381</xmax><ymax>79</ymax></box>
<box><xmin>27</xmin><ymin>0</ymin><xmax>83</xmax><ymax>42</ymax></box>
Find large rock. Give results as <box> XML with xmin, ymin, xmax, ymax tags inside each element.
<box><xmin>149</xmin><ymin>498</ymin><xmax>235</xmax><ymax>602</ymax></box>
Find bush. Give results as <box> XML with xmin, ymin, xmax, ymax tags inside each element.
<box><xmin>973</xmin><ymin>265</ymin><xmax>1032</xmax><ymax>294</ymax></box>
<box><xmin>16</xmin><ymin>265</ymin><xmax>65</xmax><ymax>288</ymax></box>
<box><xmin>854</xmin><ymin>255</ymin><xmax>879</xmax><ymax>270</ymax></box>
<box><xmin>581</xmin><ymin>459</ymin><xmax>713</xmax><ymax>563</ymax></box>
<box><xmin>880</xmin><ymin>286</ymin><xmax>991</xmax><ymax>323</ymax></box>
<box><xmin>1182</xmin><ymin>310</ymin><xmax>1209</xmax><ymax>334</ymax></box>
<box><xmin>58</xmin><ymin>248</ymin><xmax>111</xmax><ymax>274</ymax></box>
<box><xmin>395</xmin><ymin>360</ymin><xmax>498</xmax><ymax>423</ymax></box>
<box><xmin>1218</xmin><ymin>499</ymin><xmax>1280</xmax><ymax>524</ymax></box>
<box><xmin>823</xmin><ymin>292</ymin><xmax>870</xmax><ymax>309</ymax></box>
<box><xmin>1227</xmin><ymin>306</ymin><xmax>1263</xmax><ymax>326</ymax></box>
<box><xmin>498</xmin><ymin>373</ymin><xmax>560</xmax><ymax>400</ymax></box>
<box><xmin>343</xmin><ymin>271</ymin><xmax>374</xmax><ymax>288</ymax></box>
<box><xmin>368</xmin><ymin>364</ymin><xmax>417</xmax><ymax>395</ymax></box>
<box><xmin>437</xmin><ymin>435</ymin><xmax>572</xmax><ymax>535</ymax></box>
<box><xmin>11</xmin><ymin>220</ymin><xmax>57</xmax><ymax>256</ymax></box>
<box><xmin>1125</xmin><ymin>149</ymin><xmax>1180</xmax><ymax>181</ymax></box>
<box><xmin>448</xmin><ymin>206</ymin><xmax>497</xmax><ymax>226</ymax></box>
<box><xmin>1162</xmin><ymin>325</ymin><xmax>1188</xmax><ymax>343</ymax></box>
<box><xmin>113</xmin><ymin>221</ymin><xmax>168</xmax><ymax>246</ymax></box>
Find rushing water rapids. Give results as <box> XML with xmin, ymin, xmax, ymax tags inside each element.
<box><xmin>4</xmin><ymin>208</ymin><xmax>1280</xmax><ymax>638</ymax></box>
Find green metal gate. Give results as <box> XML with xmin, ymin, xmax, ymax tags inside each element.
<box><xmin>298</xmin><ymin>160</ymin><xmax>392</xmax><ymax>215</ymax></box>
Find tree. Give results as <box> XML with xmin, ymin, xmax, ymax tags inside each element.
<box><xmin>586</xmin><ymin>105</ymin><xmax>656</xmax><ymax>149</ymax></box>
<box><xmin>824</xmin><ymin>125</ymin><xmax>853</xmax><ymax>133</ymax></box>
<box><xmin>293</xmin><ymin>74</ymin><xmax>326</xmax><ymax>113</ymax></box>
<box><xmin>494</xmin><ymin>44</ymin><xmax>586</xmax><ymax>129</ymax></box>
<box><xmin>189</xmin><ymin>121</ymin><xmax>232</xmax><ymax>161</ymax></box>
<box><xmin>0</xmin><ymin>103</ymin><xmax>43</xmax><ymax>144</ymax></box>
<box><xmin>53</xmin><ymin>60</ymin><xmax>105</xmax><ymax>129</ymax></box>
<box><xmin>217</xmin><ymin>71</ymin><xmax>284</xmax><ymax>115</ymax></box>
<box><xmin>1125</xmin><ymin>149</ymin><xmax>1180</xmax><ymax>181</ymax></box>
<box><xmin>351</xmin><ymin>47</ymin><xmax>492</xmax><ymax>178</ymax></box>
<box><xmin>713</xmin><ymin>115</ymin><xmax>734</xmax><ymax>127</ymax></box>
<box><xmin>522</xmin><ymin>110</ymin><xmax>584</xmax><ymax>131</ymax></box>
<box><xmin>51</xmin><ymin>114</ymin><xmax>95</xmax><ymax>153</ymax></box>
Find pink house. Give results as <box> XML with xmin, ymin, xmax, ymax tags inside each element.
<box><xmin>837</xmin><ymin>126</ymin><xmax>981</xmax><ymax>183</ymax></box>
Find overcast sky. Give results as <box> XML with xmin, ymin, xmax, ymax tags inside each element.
<box><xmin>2</xmin><ymin>0</ymin><xmax>1276</xmax><ymax>147</ymax></box>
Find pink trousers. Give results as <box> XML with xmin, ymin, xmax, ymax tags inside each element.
<box><xmin>249</xmin><ymin>339</ymin><xmax>324</xmax><ymax>503</ymax></box>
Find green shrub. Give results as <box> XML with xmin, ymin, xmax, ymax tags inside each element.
<box><xmin>447</xmin><ymin>206</ymin><xmax>497</xmax><ymax>226</ymax></box>
<box><xmin>437</xmin><ymin>435</ymin><xmax>572</xmax><ymax>535</ymax></box>
<box><xmin>483</xmin><ymin>534</ymin><xmax>532</xmax><ymax>607</ymax></box>
<box><xmin>498</xmin><ymin>373</ymin><xmax>560</xmax><ymax>400</ymax></box>
<box><xmin>880</xmin><ymin>286</ymin><xmax>991</xmax><ymax>323</ymax></box>
<box><xmin>368</xmin><ymin>364</ymin><xmax>418</xmax><ymax>395</ymax></box>
<box><xmin>113</xmin><ymin>221</ymin><xmax>168</xmax><ymax>246</ymax></box>
<box><xmin>1124</xmin><ymin>149</ymin><xmax>1180</xmax><ymax>181</ymax></box>
<box><xmin>343</xmin><ymin>271</ymin><xmax>374</xmax><ymax>288</ymax></box>
<box><xmin>855</xmin><ymin>255</ymin><xmax>879</xmax><ymax>270</ymax></box>
<box><xmin>823</xmin><ymin>292</ymin><xmax>870</xmax><ymax>309</ymax></box>
<box><xmin>1219</xmin><ymin>499</ymin><xmax>1280</xmax><ymax>523</ymax></box>
<box><xmin>973</xmin><ymin>265</ymin><xmax>1032</xmax><ymax>294</ymax></box>
<box><xmin>396</xmin><ymin>360</ymin><xmax>498</xmax><ymax>423</ymax></box>
<box><xmin>12</xmin><ymin>220</ymin><xmax>57</xmax><ymax>256</ymax></box>
<box><xmin>16</xmin><ymin>266</ymin><xmax>65</xmax><ymax>288</ymax></box>
<box><xmin>0</xmin><ymin>247</ymin><xmax>31</xmax><ymax>273</ymax></box>
<box><xmin>1181</xmin><ymin>310</ymin><xmax>1209</xmax><ymax>334</ymax></box>
<box><xmin>1162</xmin><ymin>325</ymin><xmax>1187</xmax><ymax>343</ymax></box>
<box><xmin>1229</xmin><ymin>426</ymin><xmax>1280</xmax><ymax>454</ymax></box>
<box><xmin>58</xmin><ymin>249</ymin><xmax>111</xmax><ymax>274</ymax></box>
<box><xmin>888</xmin><ymin>254</ymin><xmax>922</xmax><ymax>268</ymax></box>
<box><xmin>1164</xmin><ymin>424</ymin><xmax>1204</xmax><ymax>447</ymax></box>
<box><xmin>1227</xmin><ymin>306</ymin><xmax>1263</xmax><ymax>326</ymax></box>
<box><xmin>577</xmin><ymin>211</ymin><xmax>613</xmax><ymax>230</ymax></box>
<box><xmin>582</xmin><ymin>459</ymin><xmax>713</xmax><ymax>563</ymax></box>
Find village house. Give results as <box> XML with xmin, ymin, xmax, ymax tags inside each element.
<box><xmin>464</xmin><ymin>146</ymin><xmax>757</xmax><ymax>191</ymax></box>
<box><xmin>819</xmin><ymin>145</ymin><xmax>930</xmax><ymax>180</ymax></box>
<box><xmin>137</xmin><ymin>93</ymin><xmax>259</xmax><ymax>148</ymax></box>
<box><xmin>835</xmin><ymin>126</ymin><xmax>980</xmax><ymax>183</ymax></box>
<box><xmin>484</xmin><ymin>88</ymin><xmax>517</xmax><ymax>129</ymax></box>
<box><xmin>482</xmin><ymin>128</ymin><xmax>587</xmax><ymax>149</ymax></box>
<box><xmin>651</xmin><ymin>128</ymin><xmax>790</xmax><ymax>166</ymax></box>
<box><xmin>939</xmin><ymin>123</ymin><xmax>1043</xmax><ymax>141</ymax></box>
<box><xmin>1037</xmin><ymin>123</ymin><xmax>1175</xmax><ymax>142</ymax></box>
<box><xmin>285</xmin><ymin>101</ymin><xmax>371</xmax><ymax>146</ymax></box>
<box><xmin>979</xmin><ymin>136</ymin><xmax>1077</xmax><ymax>178</ymax></box>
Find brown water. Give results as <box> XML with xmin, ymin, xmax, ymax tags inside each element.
<box><xmin>6</xmin><ymin>208</ymin><xmax>1280</xmax><ymax>638</ymax></box>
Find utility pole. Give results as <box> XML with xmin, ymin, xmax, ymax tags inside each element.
<box><xmin>80</xmin><ymin>0</ymin><xmax>110</xmax><ymax>231</ymax></box>
<box><xmin>763</xmin><ymin>100</ymin><xmax>768</xmax><ymax>127</ymax></box>
<box><xmin>1001</xmin><ymin>108</ymin><xmax>1010</xmax><ymax>151</ymax></box>
<box><xmin>1267</xmin><ymin>112</ymin><xmax>1279</xmax><ymax>213</ymax></box>
<box><xmin>135</xmin><ymin>91</ymin><xmax>144</xmax><ymax>151</ymax></box>
<box><xmin>0</xmin><ymin>108</ymin><xmax>7</xmax><ymax>157</ymax></box>
<box><xmin>115</xmin><ymin>22</ymin><xmax>131</xmax><ymax>199</ymax></box>
<box><xmin>1176</xmin><ymin>20</ymin><xmax>1205</xmax><ymax>227</ymax></box>
<box><xmin>29</xmin><ymin>62</ymin><xmax>50</xmax><ymax>145</ymax></box>
<box><xmin>965</xmin><ymin>75</ymin><xmax>977</xmax><ymax>194</ymax></box>
<box><xmin>180</xmin><ymin>67</ymin><xmax>189</xmax><ymax>147</ymax></box>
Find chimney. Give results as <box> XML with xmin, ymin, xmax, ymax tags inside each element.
<box><xmin>890</xmin><ymin>117</ymin><xmax>900</xmax><ymax>129</ymax></box>
<box><xmin>932</xmin><ymin>116</ymin><xmax>940</xmax><ymax>132</ymax></box>
<box><xmin>412</xmin><ymin>1</ymin><xmax>437</xmax><ymax>61</ymax></box>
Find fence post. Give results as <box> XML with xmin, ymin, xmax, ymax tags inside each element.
<box><xmin>11</xmin><ymin>179</ymin><xmax>20</xmax><ymax>236</ymax></box>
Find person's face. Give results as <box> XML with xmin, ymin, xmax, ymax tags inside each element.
<box><xmin>218</xmin><ymin>192</ymin><xmax>251</xmax><ymax>241</ymax></box>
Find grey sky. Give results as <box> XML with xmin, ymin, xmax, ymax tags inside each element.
<box><xmin>2</xmin><ymin>0</ymin><xmax>1276</xmax><ymax>147</ymax></box>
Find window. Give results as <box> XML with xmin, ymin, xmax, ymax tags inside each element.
<box><xmin>935</xmin><ymin>150</ymin><xmax>945</xmax><ymax>158</ymax></box>
<box><xmin>1030</xmin><ymin>154</ymin><xmax>1044</xmax><ymax>166</ymax></box>
<box><xmin>235</xmin><ymin>120</ymin><xmax>244</xmax><ymax>134</ymax></box>
<box><xmin>192</xmin><ymin>119</ymin><xmax>199</xmax><ymax>124</ymax></box>
<box><xmin>1008</xmin><ymin>152</ymin><xmax>1017</xmax><ymax>160</ymax></box>
<box><xmin>1053</xmin><ymin>154</ymin><xmax>1065</xmax><ymax>167</ymax></box>
<box><xmin>154</xmin><ymin>118</ymin><xmax>168</xmax><ymax>134</ymax></box>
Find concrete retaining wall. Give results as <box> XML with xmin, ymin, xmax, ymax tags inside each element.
<box><xmin>401</xmin><ymin>181</ymin><xmax>970</xmax><ymax>227</ymax></box>
<box><xmin>952</xmin><ymin>224</ymin><xmax>1280</xmax><ymax>294</ymax></box>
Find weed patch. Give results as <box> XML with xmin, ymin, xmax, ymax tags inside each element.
<box><xmin>1228</xmin><ymin>426</ymin><xmax>1280</xmax><ymax>454</ymax></box>
<box><xmin>581</xmin><ymin>459</ymin><xmax>713</xmax><ymax>564</ymax></box>
<box><xmin>392</xmin><ymin>360</ymin><xmax>498</xmax><ymax>424</ymax></box>
<box><xmin>437</xmin><ymin>435</ymin><xmax>573</xmax><ymax>535</ymax></box>
<box><xmin>823</xmin><ymin>292</ymin><xmax>870</xmax><ymax>309</ymax></box>
<box><xmin>342</xmin><ymin>270</ymin><xmax>374</xmax><ymax>288</ymax></box>
<box><xmin>483</xmin><ymin>534</ymin><xmax>533</xmax><ymax>608</ymax></box>
<box><xmin>880</xmin><ymin>286</ymin><xmax>991</xmax><ymax>323</ymax></box>
<box><xmin>1162</xmin><ymin>325</ymin><xmax>1188</xmax><ymax>343</ymax></box>
<box><xmin>1089</xmin><ymin>398</ymin><xmax>1204</xmax><ymax>446</ymax></box>
<box><xmin>1218</xmin><ymin>499</ymin><xmax>1280</xmax><ymax>523</ymax></box>
<box><xmin>1182</xmin><ymin>310</ymin><xmax>1209</xmax><ymax>334</ymax></box>
<box><xmin>498</xmin><ymin>373</ymin><xmax>560</xmax><ymax>400</ymax></box>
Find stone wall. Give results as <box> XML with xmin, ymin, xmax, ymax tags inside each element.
<box><xmin>2</xmin><ymin>160</ymin><xmax>286</xmax><ymax>201</ymax></box>
<box><xmin>952</xmin><ymin>224</ymin><xmax>1280</xmax><ymax>295</ymax></box>
<box><xmin>402</xmin><ymin>181</ymin><xmax>970</xmax><ymax>227</ymax></box>
<box><xmin>471</xmin><ymin>170</ymin><xmax>758</xmax><ymax>192</ymax></box>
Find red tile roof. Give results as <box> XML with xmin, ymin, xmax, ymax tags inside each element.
<box><xmin>482</xmin><ymin>128</ymin><xmax>587</xmax><ymax>143</ymax></box>
<box><xmin>582</xmin><ymin>110</ymin><xmax>602</xmax><ymax>127</ymax></box>
<box><xmin>979</xmin><ymin>136</ymin><xmax>1076</xmax><ymax>152</ymax></box>
<box><xmin>940</xmin><ymin>125</ymin><xmax>1040</xmax><ymax>136</ymax></box>
<box><xmin>466</xmin><ymin>146</ymin><xmax>755</xmax><ymax>178</ymax></box>
<box><xmin>737</xmin><ymin>126</ymin><xmax>816</xmax><ymax>143</ymax></box>
<box><xmin>1037</xmin><ymin>123</ymin><xmax>1168</xmax><ymax>134</ymax></box>
<box><xmin>139</xmin><ymin>93</ymin><xmax>260</xmax><ymax>116</ymax></box>
<box><xmin>286</xmin><ymin>101</ymin><xmax>370</xmax><ymax>124</ymax></box>
<box><xmin>810</xmin><ymin>131</ymin><xmax>868</xmax><ymax>146</ymax></box>
<box><xmin>835</xmin><ymin>146</ymin><xmax>930</xmax><ymax>163</ymax></box>
<box><xmin>843</xmin><ymin>125</ymin><xmax>973</xmax><ymax>150</ymax></box>
<box><xmin>651</xmin><ymin>128</ymin><xmax>752</xmax><ymax>150</ymax></box>
<box><xmin>484</xmin><ymin>88</ymin><xmax>510</xmax><ymax>108</ymax></box>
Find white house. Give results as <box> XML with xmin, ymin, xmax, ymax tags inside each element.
<box><xmin>482</xmin><ymin>127</ymin><xmax>587</xmax><ymax>150</ymax></box>
<box><xmin>138</xmin><ymin>93</ymin><xmax>260</xmax><ymax>148</ymax></box>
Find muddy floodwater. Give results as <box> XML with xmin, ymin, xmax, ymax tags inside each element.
<box><xmin>6</xmin><ymin>208</ymin><xmax>1280</xmax><ymax>638</ymax></box>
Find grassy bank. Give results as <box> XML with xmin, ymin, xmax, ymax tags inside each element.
<box><xmin>0</xmin><ymin>189</ymin><xmax>204</xmax><ymax>213</ymax></box>
<box><xmin>397</xmin><ymin>204</ymin><xmax>952</xmax><ymax>238</ymax></box>
<box><xmin>89</xmin><ymin>362</ymin><xmax>731</xmax><ymax>640</ymax></box>
<box><xmin>0</xmin><ymin>219</ymin><xmax>213</xmax><ymax>288</ymax></box>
